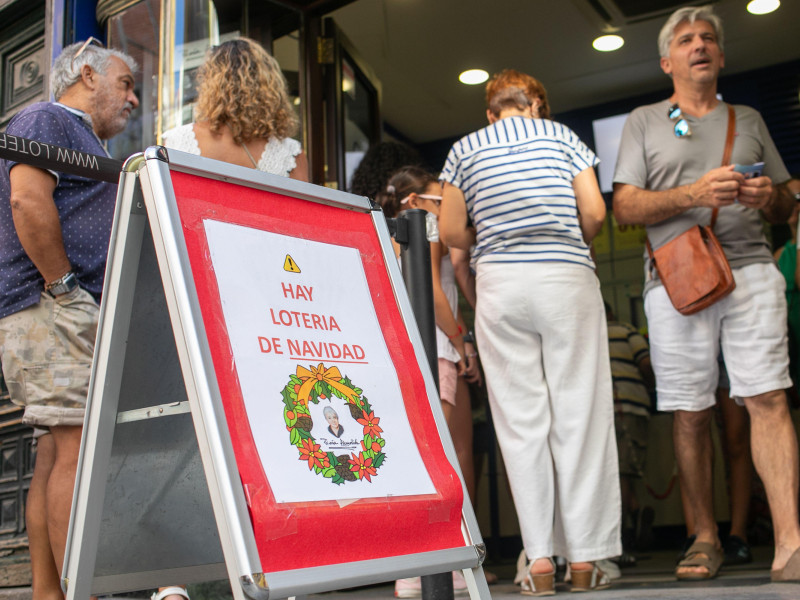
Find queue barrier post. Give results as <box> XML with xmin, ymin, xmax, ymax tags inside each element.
<box><xmin>390</xmin><ymin>210</ymin><xmax>453</xmax><ymax>600</ymax></box>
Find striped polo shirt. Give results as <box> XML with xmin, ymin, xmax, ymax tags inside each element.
<box><xmin>608</xmin><ymin>321</ymin><xmax>652</xmax><ymax>416</ymax></box>
<box><xmin>440</xmin><ymin>116</ymin><xmax>599</xmax><ymax>269</ymax></box>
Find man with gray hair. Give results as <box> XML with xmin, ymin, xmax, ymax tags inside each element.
<box><xmin>0</xmin><ymin>39</ymin><xmax>138</xmax><ymax>599</ymax></box>
<box><xmin>613</xmin><ymin>5</ymin><xmax>799</xmax><ymax>581</ymax></box>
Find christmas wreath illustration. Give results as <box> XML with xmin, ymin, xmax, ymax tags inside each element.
<box><xmin>282</xmin><ymin>363</ymin><xmax>386</xmax><ymax>485</ymax></box>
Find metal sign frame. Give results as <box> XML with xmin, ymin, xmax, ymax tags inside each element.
<box><xmin>62</xmin><ymin>147</ymin><xmax>490</xmax><ymax>600</ymax></box>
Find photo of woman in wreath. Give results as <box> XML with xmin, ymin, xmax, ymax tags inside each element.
<box><xmin>323</xmin><ymin>406</ymin><xmax>344</xmax><ymax>438</ymax></box>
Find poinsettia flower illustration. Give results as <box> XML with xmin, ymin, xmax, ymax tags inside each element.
<box><xmin>357</xmin><ymin>410</ymin><xmax>383</xmax><ymax>437</ymax></box>
<box><xmin>349</xmin><ymin>451</ymin><xmax>377</xmax><ymax>482</ymax></box>
<box><xmin>298</xmin><ymin>438</ymin><xmax>325</xmax><ymax>470</ymax></box>
<box><xmin>361</xmin><ymin>439</ymin><xmax>383</xmax><ymax>453</ymax></box>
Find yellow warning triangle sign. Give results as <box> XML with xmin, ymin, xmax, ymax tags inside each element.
<box><xmin>283</xmin><ymin>254</ymin><xmax>301</xmax><ymax>273</ymax></box>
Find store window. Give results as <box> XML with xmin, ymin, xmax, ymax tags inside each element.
<box><xmin>102</xmin><ymin>0</ymin><xmax>302</xmax><ymax>160</ymax></box>
<box><xmin>104</xmin><ymin>0</ymin><xmax>162</xmax><ymax>158</ymax></box>
<box><xmin>104</xmin><ymin>0</ymin><xmax>221</xmax><ymax>158</ymax></box>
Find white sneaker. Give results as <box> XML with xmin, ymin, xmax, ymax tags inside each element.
<box><xmin>394</xmin><ymin>577</ymin><xmax>421</xmax><ymax>598</ymax></box>
<box><xmin>596</xmin><ymin>559</ymin><xmax>621</xmax><ymax>580</ymax></box>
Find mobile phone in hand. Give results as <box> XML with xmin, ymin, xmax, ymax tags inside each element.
<box><xmin>734</xmin><ymin>162</ymin><xmax>764</xmax><ymax>179</ymax></box>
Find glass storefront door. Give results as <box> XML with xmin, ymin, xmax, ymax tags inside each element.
<box><xmin>322</xmin><ymin>17</ymin><xmax>380</xmax><ymax>190</ymax></box>
<box><xmin>101</xmin><ymin>0</ymin><xmax>303</xmax><ymax>160</ymax></box>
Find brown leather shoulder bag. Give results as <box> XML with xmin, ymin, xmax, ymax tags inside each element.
<box><xmin>645</xmin><ymin>104</ymin><xmax>737</xmax><ymax>316</ymax></box>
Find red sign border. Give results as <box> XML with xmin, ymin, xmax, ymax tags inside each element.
<box><xmin>169</xmin><ymin>171</ymin><xmax>466</xmax><ymax>572</ymax></box>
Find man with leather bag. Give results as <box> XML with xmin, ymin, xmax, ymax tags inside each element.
<box><xmin>612</xmin><ymin>5</ymin><xmax>799</xmax><ymax>583</ymax></box>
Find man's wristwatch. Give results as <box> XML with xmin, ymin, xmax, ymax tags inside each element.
<box><xmin>45</xmin><ymin>271</ymin><xmax>78</xmax><ymax>297</ymax></box>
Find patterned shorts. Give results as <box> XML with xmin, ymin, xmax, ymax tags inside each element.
<box><xmin>0</xmin><ymin>288</ymin><xmax>98</xmax><ymax>427</ymax></box>
<box><xmin>614</xmin><ymin>412</ymin><xmax>649</xmax><ymax>479</ymax></box>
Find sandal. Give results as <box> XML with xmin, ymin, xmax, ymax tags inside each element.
<box><xmin>567</xmin><ymin>563</ymin><xmax>610</xmax><ymax>592</ymax></box>
<box><xmin>522</xmin><ymin>558</ymin><xmax>556</xmax><ymax>597</ymax></box>
<box><xmin>675</xmin><ymin>540</ymin><xmax>723</xmax><ymax>580</ymax></box>
<box><xmin>771</xmin><ymin>546</ymin><xmax>800</xmax><ymax>582</ymax></box>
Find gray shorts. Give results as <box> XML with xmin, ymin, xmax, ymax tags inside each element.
<box><xmin>0</xmin><ymin>287</ymin><xmax>98</xmax><ymax>427</ymax></box>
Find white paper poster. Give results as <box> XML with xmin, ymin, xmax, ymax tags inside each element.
<box><xmin>204</xmin><ymin>219</ymin><xmax>436</xmax><ymax>503</ymax></box>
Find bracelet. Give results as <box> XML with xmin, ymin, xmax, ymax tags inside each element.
<box><xmin>447</xmin><ymin>325</ymin><xmax>463</xmax><ymax>340</ymax></box>
<box><xmin>467</xmin><ymin>352</ymin><xmax>478</xmax><ymax>358</ymax></box>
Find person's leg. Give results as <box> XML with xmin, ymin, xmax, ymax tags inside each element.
<box><xmin>717</xmin><ymin>386</ymin><xmax>753</xmax><ymax>542</ymax></box>
<box><xmin>474</xmin><ymin>262</ymin><xmax>555</xmax><ymax>562</ymax></box>
<box><xmin>614</xmin><ymin>413</ymin><xmax>640</xmax><ymax>553</ymax></box>
<box><xmin>0</xmin><ymin>293</ymin><xmax>96</xmax><ymax>591</ymax></box>
<box><xmin>720</xmin><ymin>264</ymin><xmax>799</xmax><ymax>572</ymax></box>
<box><xmin>743</xmin><ymin>389</ymin><xmax>800</xmax><ymax>571</ymax></box>
<box><xmin>643</xmin><ymin>285</ymin><xmax>722</xmax><ymax>577</ymax></box>
<box><xmin>27</xmin><ymin>432</ymin><xmax>63</xmax><ymax>600</ymax></box>
<box><xmin>534</xmin><ymin>264</ymin><xmax>620</xmax><ymax>568</ymax></box>
<box><xmin>673</xmin><ymin>407</ymin><xmax>720</xmax><ymax>576</ymax></box>
<box><xmin>619</xmin><ymin>477</ymin><xmax>635</xmax><ymax>524</ymax></box>
<box><xmin>441</xmin><ymin>375</ymin><xmax>475</xmax><ymax>503</ymax></box>
<box><xmin>679</xmin><ymin>466</ymin><xmax>697</xmax><ymax>538</ymax></box>
<box><xmin>46</xmin><ymin>425</ymin><xmax>83</xmax><ymax>577</ymax></box>
<box><xmin>679</xmin><ymin>484</ymin><xmax>697</xmax><ymax>555</ymax></box>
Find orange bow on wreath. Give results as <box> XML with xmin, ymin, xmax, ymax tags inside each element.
<box><xmin>296</xmin><ymin>363</ymin><xmax>358</xmax><ymax>405</ymax></box>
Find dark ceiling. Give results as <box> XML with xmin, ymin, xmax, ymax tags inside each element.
<box><xmin>329</xmin><ymin>0</ymin><xmax>800</xmax><ymax>143</ymax></box>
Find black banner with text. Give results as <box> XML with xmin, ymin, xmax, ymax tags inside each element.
<box><xmin>0</xmin><ymin>132</ymin><xmax>123</xmax><ymax>183</ymax></box>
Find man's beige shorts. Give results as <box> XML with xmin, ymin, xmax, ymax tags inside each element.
<box><xmin>0</xmin><ymin>287</ymin><xmax>98</xmax><ymax>427</ymax></box>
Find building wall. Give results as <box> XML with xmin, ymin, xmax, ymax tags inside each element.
<box><xmin>0</xmin><ymin>0</ymin><xmax>47</xmax><ymax>130</ymax></box>
<box><xmin>0</xmin><ymin>0</ymin><xmax>46</xmax><ymax>566</ymax></box>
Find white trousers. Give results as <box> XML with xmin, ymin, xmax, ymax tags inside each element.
<box><xmin>475</xmin><ymin>261</ymin><xmax>621</xmax><ymax>562</ymax></box>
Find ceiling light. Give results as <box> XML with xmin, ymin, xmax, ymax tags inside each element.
<box><xmin>747</xmin><ymin>0</ymin><xmax>780</xmax><ymax>15</ymax></box>
<box><xmin>459</xmin><ymin>69</ymin><xmax>489</xmax><ymax>85</ymax></box>
<box><xmin>592</xmin><ymin>34</ymin><xmax>624</xmax><ymax>52</ymax></box>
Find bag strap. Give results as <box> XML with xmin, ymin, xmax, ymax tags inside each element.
<box><xmin>711</xmin><ymin>104</ymin><xmax>736</xmax><ymax>229</ymax></box>
<box><xmin>721</xmin><ymin>104</ymin><xmax>736</xmax><ymax>166</ymax></box>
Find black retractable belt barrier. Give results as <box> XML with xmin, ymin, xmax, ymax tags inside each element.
<box><xmin>389</xmin><ymin>209</ymin><xmax>454</xmax><ymax>600</ymax></box>
<box><xmin>0</xmin><ymin>132</ymin><xmax>123</xmax><ymax>183</ymax></box>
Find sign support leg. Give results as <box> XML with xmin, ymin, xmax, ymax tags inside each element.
<box><xmin>64</xmin><ymin>173</ymin><xmax>148</xmax><ymax>600</ymax></box>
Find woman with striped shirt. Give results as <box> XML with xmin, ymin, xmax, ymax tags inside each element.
<box><xmin>439</xmin><ymin>70</ymin><xmax>620</xmax><ymax>595</ymax></box>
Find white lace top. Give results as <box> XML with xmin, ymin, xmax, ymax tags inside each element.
<box><xmin>162</xmin><ymin>123</ymin><xmax>302</xmax><ymax>177</ymax></box>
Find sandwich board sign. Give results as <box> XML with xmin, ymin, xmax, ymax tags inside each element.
<box><xmin>62</xmin><ymin>147</ymin><xmax>490</xmax><ymax>600</ymax></box>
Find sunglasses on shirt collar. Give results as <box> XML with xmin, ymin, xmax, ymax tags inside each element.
<box><xmin>668</xmin><ymin>103</ymin><xmax>692</xmax><ymax>138</ymax></box>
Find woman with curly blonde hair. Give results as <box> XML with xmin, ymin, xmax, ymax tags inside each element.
<box><xmin>164</xmin><ymin>37</ymin><xmax>308</xmax><ymax>180</ymax></box>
